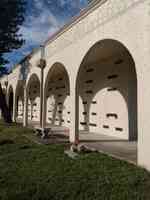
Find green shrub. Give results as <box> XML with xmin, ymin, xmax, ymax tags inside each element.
<box><xmin>0</xmin><ymin>139</ymin><xmax>14</xmax><ymax>145</ymax></box>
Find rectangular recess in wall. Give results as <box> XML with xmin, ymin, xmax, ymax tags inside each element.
<box><xmin>48</xmin><ymin>110</ymin><xmax>52</xmax><ymax>113</ymax></box>
<box><xmin>57</xmin><ymin>85</ymin><xmax>66</xmax><ymax>89</ymax></box>
<box><xmin>89</xmin><ymin>123</ymin><xmax>97</xmax><ymax>127</ymax></box>
<box><xmin>67</xmin><ymin>112</ymin><xmax>70</xmax><ymax>114</ymax></box>
<box><xmin>80</xmin><ymin>122</ymin><xmax>87</xmax><ymax>125</ymax></box>
<box><xmin>67</xmin><ymin>120</ymin><xmax>71</xmax><ymax>123</ymax></box>
<box><xmin>92</xmin><ymin>101</ymin><xmax>97</xmax><ymax>104</ymax></box>
<box><xmin>55</xmin><ymin>119</ymin><xmax>59</xmax><ymax>121</ymax></box>
<box><xmin>115</xmin><ymin>127</ymin><xmax>123</xmax><ymax>131</ymax></box>
<box><xmin>115</xmin><ymin>59</ymin><xmax>123</xmax><ymax>65</ymax></box>
<box><xmin>58</xmin><ymin>94</ymin><xmax>62</xmax><ymax>97</ymax></box>
<box><xmin>103</xmin><ymin>125</ymin><xmax>109</xmax><ymax>129</ymax></box>
<box><xmin>107</xmin><ymin>87</ymin><xmax>117</xmax><ymax>91</ymax></box>
<box><xmin>107</xmin><ymin>75</ymin><xmax>118</xmax><ymax>79</ymax></box>
<box><xmin>86</xmin><ymin>90</ymin><xmax>93</xmax><ymax>94</ymax></box>
<box><xmin>82</xmin><ymin>112</ymin><xmax>87</xmax><ymax>115</ymax></box>
<box><xmin>85</xmin><ymin>80</ymin><xmax>93</xmax><ymax>84</ymax></box>
<box><xmin>86</xmin><ymin>68</ymin><xmax>94</xmax><ymax>73</ymax></box>
<box><xmin>58</xmin><ymin>102</ymin><xmax>62</xmax><ymax>105</ymax></box>
<box><xmin>106</xmin><ymin>113</ymin><xmax>118</xmax><ymax>119</ymax></box>
<box><xmin>91</xmin><ymin>112</ymin><xmax>97</xmax><ymax>116</ymax></box>
<box><xmin>58</xmin><ymin>110</ymin><xmax>62</xmax><ymax>114</ymax></box>
<box><xmin>48</xmin><ymin>118</ymin><xmax>52</xmax><ymax>120</ymax></box>
<box><xmin>56</xmin><ymin>86</ymin><xmax>65</xmax><ymax>90</ymax></box>
<box><xmin>83</xmin><ymin>101</ymin><xmax>87</xmax><ymax>104</ymax></box>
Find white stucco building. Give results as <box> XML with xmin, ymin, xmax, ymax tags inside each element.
<box><xmin>0</xmin><ymin>0</ymin><xmax>150</xmax><ymax>170</ymax></box>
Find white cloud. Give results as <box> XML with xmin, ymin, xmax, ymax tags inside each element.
<box><xmin>5</xmin><ymin>0</ymin><xmax>89</xmax><ymax>68</ymax></box>
<box><xmin>33</xmin><ymin>0</ymin><xmax>43</xmax><ymax>10</ymax></box>
<box><xmin>20</xmin><ymin>0</ymin><xmax>89</xmax><ymax>46</ymax></box>
<box><xmin>20</xmin><ymin>2</ymin><xmax>61</xmax><ymax>45</ymax></box>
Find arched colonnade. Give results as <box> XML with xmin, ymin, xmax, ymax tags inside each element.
<box><xmin>12</xmin><ymin>39</ymin><xmax>137</xmax><ymax>142</ymax></box>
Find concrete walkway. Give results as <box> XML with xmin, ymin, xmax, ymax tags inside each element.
<box><xmin>17</xmin><ymin>121</ymin><xmax>137</xmax><ymax>164</ymax></box>
<box><xmin>83</xmin><ymin>141</ymin><xmax>137</xmax><ymax>164</ymax></box>
<box><xmin>80</xmin><ymin>132</ymin><xmax>137</xmax><ymax>164</ymax></box>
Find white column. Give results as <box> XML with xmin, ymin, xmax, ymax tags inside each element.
<box><xmin>42</xmin><ymin>89</ymin><xmax>46</xmax><ymax>129</ymax></box>
<box><xmin>12</xmin><ymin>93</ymin><xmax>17</xmax><ymax>122</ymax></box>
<box><xmin>23</xmin><ymin>86</ymin><xmax>28</xmax><ymax>127</ymax></box>
<box><xmin>38</xmin><ymin>59</ymin><xmax>46</xmax><ymax>128</ymax></box>
<box><xmin>68</xmin><ymin>85</ymin><xmax>79</xmax><ymax>143</ymax></box>
<box><xmin>136</xmin><ymin>42</ymin><xmax>150</xmax><ymax>170</ymax></box>
<box><xmin>39</xmin><ymin>68</ymin><xmax>44</xmax><ymax>127</ymax></box>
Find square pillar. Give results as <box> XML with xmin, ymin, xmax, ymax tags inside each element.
<box><xmin>23</xmin><ymin>86</ymin><xmax>28</xmax><ymax>127</ymax></box>
<box><xmin>38</xmin><ymin>59</ymin><xmax>46</xmax><ymax>128</ymax></box>
<box><xmin>68</xmin><ymin>88</ymin><xmax>79</xmax><ymax>143</ymax></box>
<box><xmin>42</xmin><ymin>91</ymin><xmax>46</xmax><ymax>129</ymax></box>
<box><xmin>12</xmin><ymin>94</ymin><xmax>17</xmax><ymax>122</ymax></box>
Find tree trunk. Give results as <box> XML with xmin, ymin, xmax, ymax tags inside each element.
<box><xmin>0</xmin><ymin>83</ymin><xmax>12</xmax><ymax>123</ymax></box>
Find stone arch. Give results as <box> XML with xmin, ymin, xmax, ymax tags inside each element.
<box><xmin>44</xmin><ymin>62</ymin><xmax>70</xmax><ymax>129</ymax></box>
<box><xmin>26</xmin><ymin>74</ymin><xmax>40</xmax><ymax>123</ymax></box>
<box><xmin>76</xmin><ymin>39</ymin><xmax>137</xmax><ymax>141</ymax></box>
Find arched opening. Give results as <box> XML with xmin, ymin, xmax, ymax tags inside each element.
<box><xmin>0</xmin><ymin>88</ymin><xmax>7</xmax><ymax>120</ymax></box>
<box><xmin>76</xmin><ymin>39</ymin><xmax>137</xmax><ymax>142</ymax></box>
<box><xmin>2</xmin><ymin>88</ymin><xmax>6</xmax><ymax>98</ymax></box>
<box><xmin>8</xmin><ymin>86</ymin><xmax>14</xmax><ymax>119</ymax></box>
<box><xmin>26</xmin><ymin>74</ymin><xmax>40</xmax><ymax>124</ymax></box>
<box><xmin>44</xmin><ymin>63</ymin><xmax>70</xmax><ymax>134</ymax></box>
<box><xmin>2</xmin><ymin>88</ymin><xmax>7</xmax><ymax>104</ymax></box>
<box><xmin>15</xmin><ymin>81</ymin><xmax>24</xmax><ymax>123</ymax></box>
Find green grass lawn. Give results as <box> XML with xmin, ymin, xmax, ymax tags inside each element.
<box><xmin>0</xmin><ymin>122</ymin><xmax>150</xmax><ymax>200</ymax></box>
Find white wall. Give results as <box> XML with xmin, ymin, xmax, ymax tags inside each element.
<box><xmin>1</xmin><ymin>0</ymin><xmax>150</xmax><ymax>170</ymax></box>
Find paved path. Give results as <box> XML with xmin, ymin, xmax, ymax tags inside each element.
<box><xmin>17</xmin><ymin>121</ymin><xmax>137</xmax><ymax>164</ymax></box>
<box><xmin>82</xmin><ymin>141</ymin><xmax>137</xmax><ymax>164</ymax></box>
<box><xmin>79</xmin><ymin>132</ymin><xmax>137</xmax><ymax>164</ymax></box>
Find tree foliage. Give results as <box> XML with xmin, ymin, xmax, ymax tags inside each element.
<box><xmin>0</xmin><ymin>0</ymin><xmax>26</xmax><ymax>65</ymax></box>
<box><xmin>0</xmin><ymin>0</ymin><xmax>26</xmax><ymax>123</ymax></box>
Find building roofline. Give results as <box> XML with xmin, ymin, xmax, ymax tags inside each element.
<box><xmin>11</xmin><ymin>0</ymin><xmax>106</xmax><ymax>71</ymax></box>
<box><xmin>44</xmin><ymin>0</ymin><xmax>106</xmax><ymax>46</ymax></box>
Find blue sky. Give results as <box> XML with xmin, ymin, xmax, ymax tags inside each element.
<box><xmin>4</xmin><ymin>0</ymin><xmax>89</xmax><ymax>70</ymax></box>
